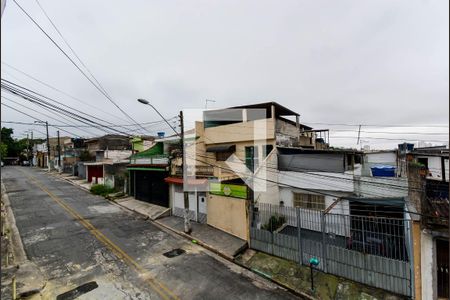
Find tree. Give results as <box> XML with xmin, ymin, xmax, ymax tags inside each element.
<box><xmin>0</xmin><ymin>143</ymin><xmax>7</xmax><ymax>159</ymax></box>
<box><xmin>1</xmin><ymin>127</ymin><xmax>30</xmax><ymax>158</ymax></box>
<box><xmin>1</xmin><ymin>127</ymin><xmax>14</xmax><ymax>145</ymax></box>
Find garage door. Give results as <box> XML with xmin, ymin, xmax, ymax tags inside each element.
<box><xmin>134</xmin><ymin>170</ymin><xmax>169</xmax><ymax>207</ymax></box>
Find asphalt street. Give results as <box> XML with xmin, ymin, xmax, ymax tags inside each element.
<box><xmin>1</xmin><ymin>166</ymin><xmax>299</xmax><ymax>300</ymax></box>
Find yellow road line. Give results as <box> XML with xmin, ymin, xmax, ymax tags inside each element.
<box><xmin>19</xmin><ymin>169</ymin><xmax>180</xmax><ymax>300</ymax></box>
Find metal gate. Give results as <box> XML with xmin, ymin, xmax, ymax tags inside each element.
<box><xmin>134</xmin><ymin>170</ymin><xmax>169</xmax><ymax>207</ymax></box>
<box><xmin>437</xmin><ymin>239</ymin><xmax>449</xmax><ymax>299</ymax></box>
<box><xmin>249</xmin><ymin>203</ymin><xmax>413</xmax><ymax>297</ymax></box>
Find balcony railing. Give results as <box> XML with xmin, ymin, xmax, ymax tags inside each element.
<box><xmin>130</xmin><ymin>154</ymin><xmax>169</xmax><ymax>165</ymax></box>
<box><xmin>173</xmin><ymin>165</ymin><xmax>214</xmax><ymax>177</ymax></box>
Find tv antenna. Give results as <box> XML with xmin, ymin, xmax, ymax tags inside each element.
<box><xmin>205</xmin><ymin>99</ymin><xmax>216</xmax><ymax>109</ymax></box>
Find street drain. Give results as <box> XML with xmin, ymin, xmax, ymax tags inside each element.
<box><xmin>163</xmin><ymin>248</ymin><xmax>185</xmax><ymax>258</ymax></box>
<box><xmin>56</xmin><ymin>281</ymin><xmax>98</xmax><ymax>300</ymax></box>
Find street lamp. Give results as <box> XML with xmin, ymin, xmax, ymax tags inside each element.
<box><xmin>137</xmin><ymin>99</ymin><xmax>191</xmax><ymax>234</ymax></box>
<box><xmin>137</xmin><ymin>99</ymin><xmax>180</xmax><ymax>137</ymax></box>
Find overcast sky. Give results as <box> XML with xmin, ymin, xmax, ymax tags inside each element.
<box><xmin>1</xmin><ymin>0</ymin><xmax>448</xmax><ymax>149</ymax></box>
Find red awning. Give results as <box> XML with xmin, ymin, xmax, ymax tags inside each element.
<box><xmin>164</xmin><ymin>177</ymin><xmax>208</xmax><ymax>186</ymax></box>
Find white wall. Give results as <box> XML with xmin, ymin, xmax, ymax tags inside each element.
<box><xmin>173</xmin><ymin>184</ymin><xmax>184</xmax><ymax>209</ymax></box>
<box><xmin>278</xmin><ymin>171</ymin><xmax>354</xmax><ymax>192</ymax></box>
<box><xmin>278</xmin><ymin>186</ymin><xmax>351</xmax><ymax>236</ymax></box>
<box><xmin>171</xmin><ymin>184</ymin><xmax>199</xmax><ymax>219</ymax></box>
<box><xmin>365</xmin><ymin>152</ymin><xmax>397</xmax><ymax>164</ymax></box>
<box><xmin>354</xmin><ymin>176</ymin><xmax>408</xmax><ymax>198</ymax></box>
<box><xmin>104</xmin><ymin>150</ymin><xmax>132</xmax><ymax>162</ymax></box>
<box><xmin>421</xmin><ymin>231</ymin><xmax>436</xmax><ymax>300</ymax></box>
<box><xmin>254</xmin><ymin>148</ymin><xmax>279</xmax><ymax>205</ymax></box>
<box><xmin>363</xmin><ymin>151</ymin><xmax>397</xmax><ymax>176</ymax></box>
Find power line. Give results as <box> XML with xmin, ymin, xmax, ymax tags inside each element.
<box><xmin>192</xmin><ymin>151</ymin><xmax>426</xmax><ymax>196</ymax></box>
<box><xmin>33</xmin><ymin>0</ymin><xmax>109</xmax><ymax>95</ymax></box>
<box><xmin>303</xmin><ymin>121</ymin><xmax>449</xmax><ymax>128</ymax></box>
<box><xmin>1</xmin><ymin>61</ymin><xmax>138</xmax><ymax>127</ymax></box>
<box><xmin>329</xmin><ymin>136</ymin><xmax>448</xmax><ymax>143</ymax></box>
<box><xmin>1</xmin><ymin>85</ymin><xmax>116</xmax><ymax>136</ymax></box>
<box><xmin>1</xmin><ymin>96</ymin><xmax>100</xmax><ymax>137</ymax></box>
<box><xmin>11</xmin><ymin>0</ymin><xmax>148</xmax><ymax>134</ymax></box>
<box><xmin>1</xmin><ymin>88</ymin><xmax>116</xmax><ymax>137</ymax></box>
<box><xmin>1</xmin><ymin>102</ymin><xmax>82</xmax><ymax>137</ymax></box>
<box><xmin>1</xmin><ymin>78</ymin><xmax>134</xmax><ymax>134</ymax></box>
<box><xmin>0</xmin><ymin>117</ymin><xmax>177</xmax><ymax>129</ymax></box>
<box><xmin>329</xmin><ymin>129</ymin><xmax>449</xmax><ymax>136</ymax></box>
<box><xmin>1</xmin><ymin>79</ymin><xmax>133</xmax><ymax>136</ymax></box>
<box><xmin>185</xmin><ymin>153</ymin><xmax>440</xmax><ymax>218</ymax></box>
<box><xmin>1</xmin><ymin>97</ymin><xmax>94</xmax><ymax>137</ymax></box>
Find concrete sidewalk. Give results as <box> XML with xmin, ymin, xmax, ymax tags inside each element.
<box><xmin>156</xmin><ymin>216</ymin><xmax>247</xmax><ymax>259</ymax></box>
<box><xmin>1</xmin><ymin>181</ymin><xmax>46</xmax><ymax>300</ymax></box>
<box><xmin>114</xmin><ymin>197</ymin><xmax>171</xmax><ymax>220</ymax></box>
<box><xmin>48</xmin><ymin>171</ymin><xmax>91</xmax><ymax>191</ymax></box>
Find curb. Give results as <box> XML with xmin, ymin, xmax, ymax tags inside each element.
<box><xmin>1</xmin><ymin>181</ymin><xmax>27</xmax><ymax>264</ymax></box>
<box><xmin>152</xmin><ymin>218</ymin><xmax>314</xmax><ymax>300</ymax></box>
<box><xmin>1</xmin><ymin>181</ymin><xmax>47</xmax><ymax>298</ymax></box>
<box><xmin>51</xmin><ymin>173</ymin><xmax>90</xmax><ymax>192</ymax></box>
<box><xmin>47</xmin><ymin>172</ymin><xmax>313</xmax><ymax>300</ymax></box>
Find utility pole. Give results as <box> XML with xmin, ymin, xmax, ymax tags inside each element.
<box><xmin>26</xmin><ymin>132</ymin><xmax>30</xmax><ymax>166</ymax></box>
<box><xmin>30</xmin><ymin>131</ymin><xmax>33</xmax><ymax>166</ymax></box>
<box><xmin>57</xmin><ymin>130</ymin><xmax>61</xmax><ymax>170</ymax></box>
<box><xmin>356</xmin><ymin>124</ymin><xmax>362</xmax><ymax>147</ymax></box>
<box><xmin>45</xmin><ymin>121</ymin><xmax>50</xmax><ymax>171</ymax></box>
<box><xmin>180</xmin><ymin>111</ymin><xmax>191</xmax><ymax>234</ymax></box>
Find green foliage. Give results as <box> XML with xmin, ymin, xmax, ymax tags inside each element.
<box><xmin>79</xmin><ymin>150</ymin><xmax>94</xmax><ymax>161</ymax></box>
<box><xmin>262</xmin><ymin>215</ymin><xmax>286</xmax><ymax>233</ymax></box>
<box><xmin>1</xmin><ymin>127</ymin><xmax>14</xmax><ymax>145</ymax></box>
<box><xmin>0</xmin><ymin>143</ymin><xmax>7</xmax><ymax>159</ymax></box>
<box><xmin>90</xmin><ymin>184</ymin><xmax>115</xmax><ymax>196</ymax></box>
<box><xmin>0</xmin><ymin>128</ymin><xmax>31</xmax><ymax>158</ymax></box>
<box><xmin>409</xmin><ymin>161</ymin><xmax>426</xmax><ymax>168</ymax></box>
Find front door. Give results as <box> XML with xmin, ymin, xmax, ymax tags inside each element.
<box><xmin>437</xmin><ymin>239</ymin><xmax>449</xmax><ymax>299</ymax></box>
<box><xmin>197</xmin><ymin>193</ymin><xmax>207</xmax><ymax>223</ymax></box>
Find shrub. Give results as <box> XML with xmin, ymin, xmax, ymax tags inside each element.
<box><xmin>90</xmin><ymin>184</ymin><xmax>115</xmax><ymax>197</ymax></box>
<box><xmin>262</xmin><ymin>215</ymin><xmax>286</xmax><ymax>233</ymax></box>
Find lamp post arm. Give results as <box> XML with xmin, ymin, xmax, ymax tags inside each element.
<box><xmin>146</xmin><ymin>103</ymin><xmax>180</xmax><ymax>137</ymax></box>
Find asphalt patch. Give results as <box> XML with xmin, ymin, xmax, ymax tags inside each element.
<box><xmin>163</xmin><ymin>248</ymin><xmax>186</xmax><ymax>258</ymax></box>
<box><xmin>56</xmin><ymin>281</ymin><xmax>98</xmax><ymax>300</ymax></box>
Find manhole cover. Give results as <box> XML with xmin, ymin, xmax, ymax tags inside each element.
<box><xmin>163</xmin><ymin>248</ymin><xmax>186</xmax><ymax>258</ymax></box>
<box><xmin>56</xmin><ymin>281</ymin><xmax>98</xmax><ymax>300</ymax></box>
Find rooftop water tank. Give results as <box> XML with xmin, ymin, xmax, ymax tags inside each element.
<box><xmin>371</xmin><ymin>165</ymin><xmax>396</xmax><ymax>177</ymax></box>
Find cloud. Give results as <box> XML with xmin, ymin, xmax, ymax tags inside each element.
<box><xmin>1</xmin><ymin>0</ymin><xmax>448</xmax><ymax>148</ymax></box>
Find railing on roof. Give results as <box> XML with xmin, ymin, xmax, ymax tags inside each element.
<box><xmin>173</xmin><ymin>165</ymin><xmax>214</xmax><ymax>177</ymax></box>
<box><xmin>129</xmin><ymin>154</ymin><xmax>169</xmax><ymax>165</ymax></box>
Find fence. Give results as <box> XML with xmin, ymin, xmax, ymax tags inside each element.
<box><xmin>249</xmin><ymin>203</ymin><xmax>413</xmax><ymax>297</ymax></box>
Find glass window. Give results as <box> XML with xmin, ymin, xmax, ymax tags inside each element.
<box><xmin>293</xmin><ymin>192</ymin><xmax>325</xmax><ymax>210</ymax></box>
<box><xmin>216</xmin><ymin>151</ymin><xmax>233</xmax><ymax>161</ymax></box>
